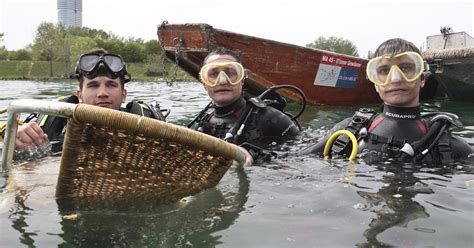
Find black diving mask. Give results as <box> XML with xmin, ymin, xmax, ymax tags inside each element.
<box><xmin>75</xmin><ymin>53</ymin><xmax>131</xmax><ymax>83</ymax></box>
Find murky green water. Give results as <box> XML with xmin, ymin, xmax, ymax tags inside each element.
<box><xmin>0</xmin><ymin>80</ymin><xmax>473</xmax><ymax>247</ymax></box>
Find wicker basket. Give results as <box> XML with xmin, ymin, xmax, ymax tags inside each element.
<box><xmin>56</xmin><ymin>104</ymin><xmax>244</xmax><ymax>203</ymax></box>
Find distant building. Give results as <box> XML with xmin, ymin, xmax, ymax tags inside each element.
<box><xmin>57</xmin><ymin>0</ymin><xmax>82</xmax><ymax>28</ymax></box>
<box><xmin>426</xmin><ymin>27</ymin><xmax>474</xmax><ymax>50</ymax></box>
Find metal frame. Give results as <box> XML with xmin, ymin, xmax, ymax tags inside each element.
<box><xmin>1</xmin><ymin>99</ymin><xmax>76</xmax><ymax>172</ymax></box>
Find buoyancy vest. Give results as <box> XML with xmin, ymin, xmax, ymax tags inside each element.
<box><xmin>192</xmin><ymin>97</ymin><xmax>247</xmax><ymax>141</ymax></box>
<box><xmin>324</xmin><ymin>105</ymin><xmax>472</xmax><ymax>164</ymax></box>
<box><xmin>189</xmin><ymin>96</ymin><xmax>300</xmax><ymax>158</ymax></box>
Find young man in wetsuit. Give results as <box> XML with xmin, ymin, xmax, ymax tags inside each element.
<box><xmin>14</xmin><ymin>49</ymin><xmax>165</xmax><ymax>152</ymax></box>
<box><xmin>300</xmin><ymin>38</ymin><xmax>473</xmax><ymax>164</ymax></box>
<box><xmin>189</xmin><ymin>47</ymin><xmax>300</xmax><ymax>165</ymax></box>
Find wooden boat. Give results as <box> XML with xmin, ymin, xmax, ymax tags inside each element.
<box><xmin>157</xmin><ymin>22</ymin><xmax>381</xmax><ymax>106</ymax></box>
<box><xmin>422</xmin><ymin>29</ymin><xmax>474</xmax><ymax>102</ymax></box>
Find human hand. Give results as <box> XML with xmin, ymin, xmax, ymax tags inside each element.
<box><xmin>15</xmin><ymin>122</ymin><xmax>48</xmax><ymax>151</ymax></box>
<box><xmin>237</xmin><ymin>146</ymin><xmax>254</xmax><ymax>166</ymax></box>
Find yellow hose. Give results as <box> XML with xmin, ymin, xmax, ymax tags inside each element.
<box><xmin>323</xmin><ymin>130</ymin><xmax>358</xmax><ymax>160</ymax></box>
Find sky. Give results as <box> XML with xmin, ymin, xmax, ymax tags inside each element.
<box><xmin>1</xmin><ymin>0</ymin><xmax>473</xmax><ymax>57</ymax></box>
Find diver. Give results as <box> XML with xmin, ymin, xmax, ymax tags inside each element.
<box><xmin>188</xmin><ymin>47</ymin><xmax>302</xmax><ymax>165</ymax></box>
<box><xmin>1</xmin><ymin>48</ymin><xmax>168</xmax><ymax>155</ymax></box>
<box><xmin>299</xmin><ymin>38</ymin><xmax>473</xmax><ymax>164</ymax></box>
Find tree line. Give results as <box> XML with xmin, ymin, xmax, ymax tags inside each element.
<box><xmin>0</xmin><ymin>22</ymin><xmax>166</xmax><ymax>77</ymax></box>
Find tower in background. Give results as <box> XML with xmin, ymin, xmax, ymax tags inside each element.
<box><xmin>57</xmin><ymin>0</ymin><xmax>82</xmax><ymax>28</ymax></box>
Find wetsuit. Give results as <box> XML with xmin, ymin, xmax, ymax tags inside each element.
<box><xmin>33</xmin><ymin>95</ymin><xmax>167</xmax><ymax>153</ymax></box>
<box><xmin>190</xmin><ymin>96</ymin><xmax>300</xmax><ymax>159</ymax></box>
<box><xmin>300</xmin><ymin>104</ymin><xmax>473</xmax><ymax>164</ymax></box>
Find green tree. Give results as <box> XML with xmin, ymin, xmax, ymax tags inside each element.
<box><xmin>96</xmin><ymin>39</ymin><xmax>125</xmax><ymax>56</ymax></box>
<box><xmin>306</xmin><ymin>36</ymin><xmax>359</xmax><ymax>57</ymax></box>
<box><xmin>122</xmin><ymin>41</ymin><xmax>145</xmax><ymax>62</ymax></box>
<box><xmin>0</xmin><ymin>48</ymin><xmax>7</xmax><ymax>60</ymax></box>
<box><xmin>32</xmin><ymin>22</ymin><xmax>64</xmax><ymax>76</ymax></box>
<box><xmin>9</xmin><ymin>49</ymin><xmax>32</xmax><ymax>60</ymax></box>
<box><xmin>66</xmin><ymin>26</ymin><xmax>112</xmax><ymax>40</ymax></box>
<box><xmin>144</xmin><ymin>40</ymin><xmax>163</xmax><ymax>55</ymax></box>
<box><xmin>0</xmin><ymin>33</ymin><xmax>7</xmax><ymax>60</ymax></box>
<box><xmin>69</xmin><ymin>36</ymin><xmax>98</xmax><ymax>62</ymax></box>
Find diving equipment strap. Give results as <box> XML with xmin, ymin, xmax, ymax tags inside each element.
<box><xmin>330</xmin><ymin>108</ymin><xmax>377</xmax><ymax>155</ymax></box>
<box><xmin>332</xmin><ymin>109</ymin><xmax>460</xmax><ymax>161</ymax></box>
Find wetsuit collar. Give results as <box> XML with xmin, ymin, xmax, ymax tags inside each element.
<box><xmin>214</xmin><ymin>96</ymin><xmax>246</xmax><ymax>117</ymax></box>
<box><xmin>382</xmin><ymin>104</ymin><xmax>421</xmax><ymax>120</ymax></box>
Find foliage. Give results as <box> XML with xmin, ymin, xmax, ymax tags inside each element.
<box><xmin>68</xmin><ymin>36</ymin><xmax>98</xmax><ymax>64</ymax></box>
<box><xmin>144</xmin><ymin>40</ymin><xmax>163</xmax><ymax>55</ymax></box>
<box><xmin>123</xmin><ymin>41</ymin><xmax>146</xmax><ymax>62</ymax></box>
<box><xmin>32</xmin><ymin>22</ymin><xmax>64</xmax><ymax>60</ymax></box>
<box><xmin>96</xmin><ymin>39</ymin><xmax>125</xmax><ymax>55</ymax></box>
<box><xmin>65</xmin><ymin>26</ymin><xmax>113</xmax><ymax>40</ymax></box>
<box><xmin>0</xmin><ymin>23</ymin><xmax>188</xmax><ymax>80</ymax></box>
<box><xmin>0</xmin><ymin>47</ymin><xmax>7</xmax><ymax>60</ymax></box>
<box><xmin>306</xmin><ymin>36</ymin><xmax>359</xmax><ymax>56</ymax></box>
<box><xmin>9</xmin><ymin>49</ymin><xmax>33</xmax><ymax>60</ymax></box>
<box><xmin>32</xmin><ymin>22</ymin><xmax>64</xmax><ymax>76</ymax></box>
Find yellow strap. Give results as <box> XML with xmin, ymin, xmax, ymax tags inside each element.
<box><xmin>139</xmin><ymin>104</ymin><xmax>146</xmax><ymax>116</ymax></box>
<box><xmin>0</xmin><ymin>122</ymin><xmax>6</xmax><ymax>132</ymax></box>
<box><xmin>0</xmin><ymin>120</ymin><xmax>24</xmax><ymax>141</ymax></box>
<box><xmin>323</xmin><ymin>130</ymin><xmax>358</xmax><ymax>161</ymax></box>
<box><xmin>39</xmin><ymin>114</ymin><xmax>49</xmax><ymax>127</ymax></box>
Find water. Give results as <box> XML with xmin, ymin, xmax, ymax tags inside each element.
<box><xmin>0</xmin><ymin>80</ymin><xmax>473</xmax><ymax>247</ymax></box>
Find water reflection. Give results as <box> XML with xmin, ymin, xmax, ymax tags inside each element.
<box><xmin>56</xmin><ymin>166</ymin><xmax>249</xmax><ymax>247</ymax></box>
<box><xmin>355</xmin><ymin>163</ymin><xmax>472</xmax><ymax>247</ymax></box>
<box><xmin>10</xmin><ymin>190</ymin><xmax>36</xmax><ymax>246</ymax></box>
<box><xmin>1</xmin><ymin>81</ymin><xmax>474</xmax><ymax>247</ymax></box>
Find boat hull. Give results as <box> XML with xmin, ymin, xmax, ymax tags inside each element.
<box><xmin>157</xmin><ymin>23</ymin><xmax>381</xmax><ymax>106</ymax></box>
<box><xmin>424</xmin><ymin>52</ymin><xmax>474</xmax><ymax>102</ymax></box>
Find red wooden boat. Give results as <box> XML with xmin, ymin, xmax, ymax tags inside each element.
<box><xmin>157</xmin><ymin>22</ymin><xmax>382</xmax><ymax>106</ymax></box>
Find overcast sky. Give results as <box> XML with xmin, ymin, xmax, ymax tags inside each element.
<box><xmin>1</xmin><ymin>0</ymin><xmax>473</xmax><ymax>57</ymax></box>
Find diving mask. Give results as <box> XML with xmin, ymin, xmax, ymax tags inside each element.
<box><xmin>366</xmin><ymin>51</ymin><xmax>424</xmax><ymax>87</ymax></box>
<box><xmin>75</xmin><ymin>53</ymin><xmax>131</xmax><ymax>83</ymax></box>
<box><xmin>199</xmin><ymin>62</ymin><xmax>245</xmax><ymax>87</ymax></box>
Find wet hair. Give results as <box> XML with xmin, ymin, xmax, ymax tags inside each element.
<box><xmin>373</xmin><ymin>38</ymin><xmax>422</xmax><ymax>57</ymax></box>
<box><xmin>202</xmin><ymin>47</ymin><xmax>242</xmax><ymax>65</ymax></box>
<box><xmin>78</xmin><ymin>48</ymin><xmax>126</xmax><ymax>90</ymax></box>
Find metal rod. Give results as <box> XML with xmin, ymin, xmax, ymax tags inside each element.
<box><xmin>1</xmin><ymin>99</ymin><xmax>76</xmax><ymax>172</ymax></box>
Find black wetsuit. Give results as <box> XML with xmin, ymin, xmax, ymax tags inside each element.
<box><xmin>34</xmin><ymin>95</ymin><xmax>167</xmax><ymax>153</ymax></box>
<box><xmin>300</xmin><ymin>104</ymin><xmax>473</xmax><ymax>164</ymax></box>
<box><xmin>190</xmin><ymin>96</ymin><xmax>300</xmax><ymax>159</ymax></box>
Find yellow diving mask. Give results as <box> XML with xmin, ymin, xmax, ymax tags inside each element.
<box><xmin>366</xmin><ymin>51</ymin><xmax>424</xmax><ymax>87</ymax></box>
<box><xmin>199</xmin><ymin>62</ymin><xmax>245</xmax><ymax>87</ymax></box>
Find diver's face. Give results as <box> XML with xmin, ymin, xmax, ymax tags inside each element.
<box><xmin>374</xmin><ymin>56</ymin><xmax>425</xmax><ymax>107</ymax></box>
<box><xmin>202</xmin><ymin>55</ymin><xmax>243</xmax><ymax>107</ymax></box>
<box><xmin>77</xmin><ymin>76</ymin><xmax>127</xmax><ymax>110</ymax></box>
